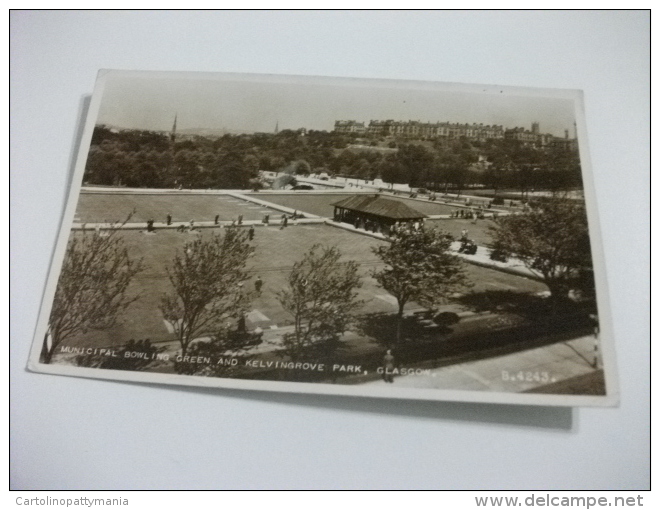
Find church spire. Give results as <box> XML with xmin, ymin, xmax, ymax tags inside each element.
<box><xmin>171</xmin><ymin>114</ymin><xmax>177</xmax><ymax>143</ymax></box>
<box><xmin>275</xmin><ymin>120</ymin><xmax>279</xmax><ymax>134</ymax></box>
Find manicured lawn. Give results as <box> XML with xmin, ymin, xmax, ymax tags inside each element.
<box><xmin>426</xmin><ymin>218</ymin><xmax>498</xmax><ymax>246</ymax></box>
<box><xmin>58</xmin><ymin>224</ymin><xmax>388</xmax><ymax>348</ymax></box>
<box><xmin>55</xmin><ymin>222</ymin><xmax>546</xmax><ymax>352</ymax></box>
<box><xmin>75</xmin><ymin>192</ymin><xmax>282</xmax><ymax>224</ymax></box>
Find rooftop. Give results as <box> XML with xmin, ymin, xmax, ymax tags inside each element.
<box><xmin>331</xmin><ymin>195</ymin><xmax>427</xmax><ymax>220</ymax></box>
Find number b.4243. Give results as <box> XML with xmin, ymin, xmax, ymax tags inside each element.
<box><xmin>502</xmin><ymin>370</ymin><xmax>553</xmax><ymax>383</ymax></box>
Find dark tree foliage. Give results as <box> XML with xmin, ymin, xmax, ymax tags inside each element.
<box><xmin>160</xmin><ymin>228</ymin><xmax>255</xmax><ymax>358</ymax></box>
<box><xmin>84</xmin><ymin>125</ymin><xmax>583</xmax><ymax>193</ymax></box>
<box><xmin>372</xmin><ymin>227</ymin><xmax>470</xmax><ymax>344</ymax></box>
<box><xmin>488</xmin><ymin>197</ymin><xmax>593</xmax><ymax>303</ymax></box>
<box><xmin>278</xmin><ymin>245</ymin><xmax>363</xmax><ymax>364</ymax></box>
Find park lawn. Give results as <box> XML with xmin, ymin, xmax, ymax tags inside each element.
<box><xmin>247</xmin><ymin>224</ymin><xmax>390</xmax><ymax>326</ymax></box>
<box><xmin>247</xmin><ymin>192</ymin><xmax>461</xmax><ymax>218</ymax></box>
<box><xmin>425</xmin><ymin>217</ymin><xmax>498</xmax><ymax>246</ymax></box>
<box><xmin>75</xmin><ymin>192</ymin><xmax>282</xmax><ymax>224</ymax></box>
<box><xmin>53</xmin><ymin>223</ymin><xmax>546</xmax><ymax>354</ymax></box>
<box><xmin>55</xmin><ymin>224</ymin><xmax>390</xmax><ymax>350</ymax></box>
<box><xmin>53</xmin><ymin>229</ymin><xmax>189</xmax><ymax>350</ymax></box>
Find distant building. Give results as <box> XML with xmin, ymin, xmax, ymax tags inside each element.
<box><xmin>505</xmin><ymin>127</ymin><xmax>543</xmax><ymax>145</ymax></box>
<box><xmin>503</xmin><ymin>123</ymin><xmax>570</xmax><ymax>148</ymax></box>
<box><xmin>340</xmin><ymin>119</ymin><xmax>505</xmax><ymax>141</ymax></box>
<box><xmin>334</xmin><ymin>119</ymin><xmax>576</xmax><ymax>149</ymax></box>
<box><xmin>334</xmin><ymin>120</ymin><xmax>366</xmax><ymax>134</ymax></box>
<box><xmin>549</xmin><ymin>129</ymin><xmax>579</xmax><ymax>152</ymax></box>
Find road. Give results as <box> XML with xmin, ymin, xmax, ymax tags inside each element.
<box><xmin>361</xmin><ymin>334</ymin><xmax>601</xmax><ymax>394</ymax></box>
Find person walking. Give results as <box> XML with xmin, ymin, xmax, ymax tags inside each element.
<box><xmin>255</xmin><ymin>276</ymin><xmax>263</xmax><ymax>293</ymax></box>
<box><xmin>382</xmin><ymin>349</ymin><xmax>395</xmax><ymax>383</ymax></box>
<box><xmin>237</xmin><ymin>313</ymin><xmax>247</xmax><ymax>334</ymax></box>
<box><xmin>248</xmin><ymin>225</ymin><xmax>255</xmax><ymax>241</ymax></box>
<box><xmin>166</xmin><ymin>213</ymin><xmax>172</xmax><ymax>226</ymax></box>
<box><xmin>214</xmin><ymin>214</ymin><xmax>219</xmax><ymax>225</ymax></box>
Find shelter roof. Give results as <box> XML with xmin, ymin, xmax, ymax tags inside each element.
<box><xmin>331</xmin><ymin>194</ymin><xmax>427</xmax><ymax>220</ymax></box>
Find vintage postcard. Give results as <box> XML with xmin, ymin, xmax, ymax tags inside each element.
<box><xmin>27</xmin><ymin>70</ymin><xmax>618</xmax><ymax>406</ymax></box>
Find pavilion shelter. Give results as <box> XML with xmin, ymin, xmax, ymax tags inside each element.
<box><xmin>331</xmin><ymin>194</ymin><xmax>427</xmax><ymax>234</ymax></box>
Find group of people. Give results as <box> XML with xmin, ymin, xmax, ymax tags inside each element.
<box><xmin>163</xmin><ymin>212</ymin><xmax>254</xmax><ymax>228</ymax></box>
<box><xmin>261</xmin><ymin>212</ymin><xmax>299</xmax><ymax>229</ymax></box>
<box><xmin>354</xmin><ymin>217</ymin><xmax>380</xmax><ymax>233</ymax></box>
<box><xmin>458</xmin><ymin>228</ymin><xmax>478</xmax><ymax>255</ymax></box>
<box><xmin>229</xmin><ymin>215</ymin><xmax>244</xmax><ymax>227</ymax></box>
<box><xmin>148</xmin><ymin>212</ymin><xmax>262</xmax><ymax>238</ymax></box>
<box><xmin>387</xmin><ymin>220</ymin><xmax>425</xmax><ymax>238</ymax></box>
<box><xmin>450</xmin><ymin>208</ymin><xmax>485</xmax><ymax>220</ymax></box>
<box><xmin>175</xmin><ymin>220</ymin><xmax>196</xmax><ymax>233</ymax></box>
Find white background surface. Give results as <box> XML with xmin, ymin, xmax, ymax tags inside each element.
<box><xmin>10</xmin><ymin>11</ymin><xmax>649</xmax><ymax>489</ymax></box>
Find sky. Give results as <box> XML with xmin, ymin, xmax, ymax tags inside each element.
<box><xmin>95</xmin><ymin>71</ymin><xmax>579</xmax><ymax>138</ymax></box>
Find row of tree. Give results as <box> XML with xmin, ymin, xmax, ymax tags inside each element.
<box><xmin>84</xmin><ymin>126</ymin><xmax>582</xmax><ymax>194</ymax></box>
<box><xmin>41</xmin><ymin>198</ymin><xmax>594</xmax><ymax>373</ymax></box>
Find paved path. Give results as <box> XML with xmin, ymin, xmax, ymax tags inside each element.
<box><xmin>362</xmin><ymin>334</ymin><xmax>600</xmax><ymax>393</ymax></box>
<box><xmin>323</xmin><ymin>219</ymin><xmax>539</xmax><ymax>279</ymax></box>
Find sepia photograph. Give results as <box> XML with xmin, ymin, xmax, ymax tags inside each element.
<box><xmin>27</xmin><ymin>70</ymin><xmax>618</xmax><ymax>407</ymax></box>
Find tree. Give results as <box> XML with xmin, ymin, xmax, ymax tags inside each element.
<box><xmin>294</xmin><ymin>159</ymin><xmax>311</xmax><ymax>175</ymax></box>
<box><xmin>277</xmin><ymin>245</ymin><xmax>363</xmax><ymax>364</ymax></box>
<box><xmin>272</xmin><ymin>173</ymin><xmax>297</xmax><ymax>189</ymax></box>
<box><xmin>397</xmin><ymin>144</ymin><xmax>434</xmax><ymax>187</ymax></box>
<box><xmin>379</xmin><ymin>156</ymin><xmax>406</xmax><ymax>185</ymax></box>
<box><xmin>372</xmin><ymin>227</ymin><xmax>469</xmax><ymax>343</ymax></box>
<box><xmin>41</xmin><ymin>221</ymin><xmax>142</xmax><ymax>364</ymax></box>
<box><xmin>160</xmin><ymin>228</ymin><xmax>255</xmax><ymax>358</ymax></box>
<box><xmin>488</xmin><ymin>197</ymin><xmax>592</xmax><ymax>305</ymax></box>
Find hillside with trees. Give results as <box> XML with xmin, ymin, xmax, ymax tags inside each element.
<box><xmin>83</xmin><ymin>125</ymin><xmax>582</xmax><ymax>193</ymax></box>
